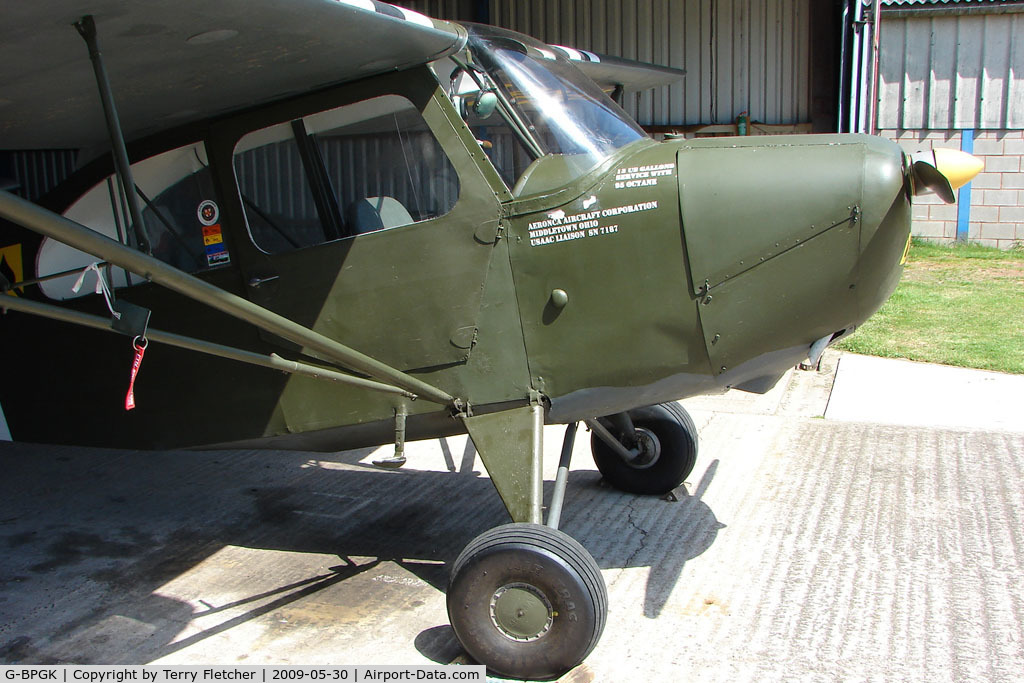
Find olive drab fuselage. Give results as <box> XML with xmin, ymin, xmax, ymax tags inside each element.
<box><xmin>0</xmin><ymin>36</ymin><xmax>911</xmax><ymax>454</ymax></box>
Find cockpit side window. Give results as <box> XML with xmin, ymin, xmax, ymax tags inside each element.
<box><xmin>477</xmin><ymin>126</ymin><xmax>534</xmax><ymax>191</ymax></box>
<box><xmin>232</xmin><ymin>123</ymin><xmax>324</xmax><ymax>253</ymax></box>
<box><xmin>233</xmin><ymin>95</ymin><xmax>459</xmax><ymax>254</ymax></box>
<box><xmin>440</xmin><ymin>60</ymin><xmax>535</xmax><ymax>190</ymax></box>
<box><xmin>450</xmin><ymin>25</ymin><xmax>647</xmax><ymax>196</ymax></box>
<box><xmin>460</xmin><ymin>93</ymin><xmax>535</xmax><ymax>189</ymax></box>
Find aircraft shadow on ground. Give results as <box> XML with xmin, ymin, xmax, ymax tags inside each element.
<box><xmin>0</xmin><ymin>440</ymin><xmax>720</xmax><ymax>665</ymax></box>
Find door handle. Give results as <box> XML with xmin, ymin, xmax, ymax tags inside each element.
<box><xmin>248</xmin><ymin>274</ymin><xmax>280</xmax><ymax>288</ymax></box>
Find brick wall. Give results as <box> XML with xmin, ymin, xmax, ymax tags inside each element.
<box><xmin>879</xmin><ymin>129</ymin><xmax>1024</xmax><ymax>249</ymax></box>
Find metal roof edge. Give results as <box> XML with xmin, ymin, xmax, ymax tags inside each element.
<box><xmin>881</xmin><ymin>1</ymin><xmax>1024</xmax><ymax>17</ymax></box>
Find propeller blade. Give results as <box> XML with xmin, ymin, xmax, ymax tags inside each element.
<box><xmin>909</xmin><ymin>148</ymin><xmax>984</xmax><ymax>204</ymax></box>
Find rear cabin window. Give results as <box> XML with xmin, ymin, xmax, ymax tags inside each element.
<box><xmin>233</xmin><ymin>95</ymin><xmax>459</xmax><ymax>254</ymax></box>
<box><xmin>40</xmin><ymin>142</ymin><xmax>223</xmax><ymax>300</ymax></box>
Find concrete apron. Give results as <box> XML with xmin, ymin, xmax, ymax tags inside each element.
<box><xmin>1</xmin><ymin>351</ymin><xmax>1022</xmax><ymax>681</ymax></box>
<box><xmin>825</xmin><ymin>352</ymin><xmax>1024</xmax><ymax>432</ymax></box>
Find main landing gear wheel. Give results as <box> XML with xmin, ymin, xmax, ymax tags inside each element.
<box><xmin>590</xmin><ymin>402</ymin><xmax>698</xmax><ymax>495</ymax></box>
<box><xmin>447</xmin><ymin>523</ymin><xmax>607</xmax><ymax>681</ymax></box>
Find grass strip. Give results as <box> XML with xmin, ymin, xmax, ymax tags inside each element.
<box><xmin>837</xmin><ymin>240</ymin><xmax>1024</xmax><ymax>374</ymax></box>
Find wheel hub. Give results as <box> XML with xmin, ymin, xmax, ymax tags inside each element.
<box><xmin>489</xmin><ymin>582</ymin><xmax>554</xmax><ymax>641</ymax></box>
<box><xmin>627</xmin><ymin>427</ymin><xmax>661</xmax><ymax>469</ymax></box>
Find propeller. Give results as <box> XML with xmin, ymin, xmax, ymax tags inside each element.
<box><xmin>908</xmin><ymin>148</ymin><xmax>984</xmax><ymax>204</ymax></box>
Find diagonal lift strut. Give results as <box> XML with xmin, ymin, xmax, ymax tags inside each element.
<box><xmin>0</xmin><ymin>190</ymin><xmax>456</xmax><ymax>407</ymax></box>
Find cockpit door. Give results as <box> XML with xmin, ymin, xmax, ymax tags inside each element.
<box><xmin>214</xmin><ymin>72</ymin><xmax>504</xmax><ymax>372</ymax></box>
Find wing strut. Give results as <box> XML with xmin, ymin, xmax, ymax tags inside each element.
<box><xmin>74</xmin><ymin>15</ymin><xmax>152</xmax><ymax>255</ymax></box>
<box><xmin>0</xmin><ymin>295</ymin><xmax>417</xmax><ymax>400</ymax></box>
<box><xmin>0</xmin><ymin>191</ymin><xmax>456</xmax><ymax>407</ymax></box>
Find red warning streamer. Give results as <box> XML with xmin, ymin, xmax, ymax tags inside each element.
<box><xmin>125</xmin><ymin>336</ymin><xmax>147</xmax><ymax>411</ymax></box>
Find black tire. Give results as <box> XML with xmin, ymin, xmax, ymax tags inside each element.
<box><xmin>447</xmin><ymin>523</ymin><xmax>607</xmax><ymax>680</ymax></box>
<box><xmin>590</xmin><ymin>402</ymin><xmax>698</xmax><ymax>495</ymax></box>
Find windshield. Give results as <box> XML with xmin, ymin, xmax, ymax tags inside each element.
<box><xmin>463</xmin><ymin>25</ymin><xmax>646</xmax><ymax>191</ymax></box>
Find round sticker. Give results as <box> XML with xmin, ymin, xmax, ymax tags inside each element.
<box><xmin>197</xmin><ymin>200</ymin><xmax>219</xmax><ymax>226</ymax></box>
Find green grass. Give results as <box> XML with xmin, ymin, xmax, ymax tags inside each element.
<box><xmin>836</xmin><ymin>239</ymin><xmax>1024</xmax><ymax>374</ymax></box>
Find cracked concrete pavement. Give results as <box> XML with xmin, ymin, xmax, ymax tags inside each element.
<box><xmin>1</xmin><ymin>350</ymin><xmax>1022</xmax><ymax>681</ymax></box>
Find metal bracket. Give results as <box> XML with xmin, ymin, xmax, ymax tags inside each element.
<box><xmin>373</xmin><ymin>406</ymin><xmax>408</xmax><ymax>469</ymax></box>
<box><xmin>463</xmin><ymin>404</ymin><xmax>544</xmax><ymax>524</ymax></box>
<box><xmin>450</xmin><ymin>398</ymin><xmax>470</xmax><ymax>419</ymax></box>
<box><xmin>699</xmin><ymin>278</ymin><xmax>713</xmax><ymax>305</ymax></box>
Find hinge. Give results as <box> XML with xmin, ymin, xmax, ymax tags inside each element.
<box><xmin>699</xmin><ymin>278</ymin><xmax>713</xmax><ymax>305</ymax></box>
<box><xmin>451</xmin><ymin>398</ymin><xmax>470</xmax><ymax>419</ymax></box>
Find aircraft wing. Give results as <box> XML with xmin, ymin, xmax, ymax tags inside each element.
<box><xmin>550</xmin><ymin>46</ymin><xmax>685</xmax><ymax>93</ymax></box>
<box><xmin>0</xmin><ymin>0</ymin><xmax>466</xmax><ymax>150</ymax></box>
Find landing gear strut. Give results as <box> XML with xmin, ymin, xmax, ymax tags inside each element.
<box><xmin>449</xmin><ymin>402</ymin><xmax>698</xmax><ymax>677</ymax></box>
<box><xmin>454</xmin><ymin>409</ymin><xmax>607</xmax><ymax>680</ymax></box>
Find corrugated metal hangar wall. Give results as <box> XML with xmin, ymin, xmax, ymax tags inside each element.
<box><xmin>401</xmin><ymin>0</ymin><xmax>816</xmax><ymax>128</ymax></box>
<box><xmin>876</xmin><ymin>2</ymin><xmax>1024</xmax><ymax>248</ymax></box>
<box><xmin>878</xmin><ymin>7</ymin><xmax>1024</xmax><ymax>130</ymax></box>
<box><xmin>490</xmin><ymin>0</ymin><xmax>812</xmax><ymax>127</ymax></box>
